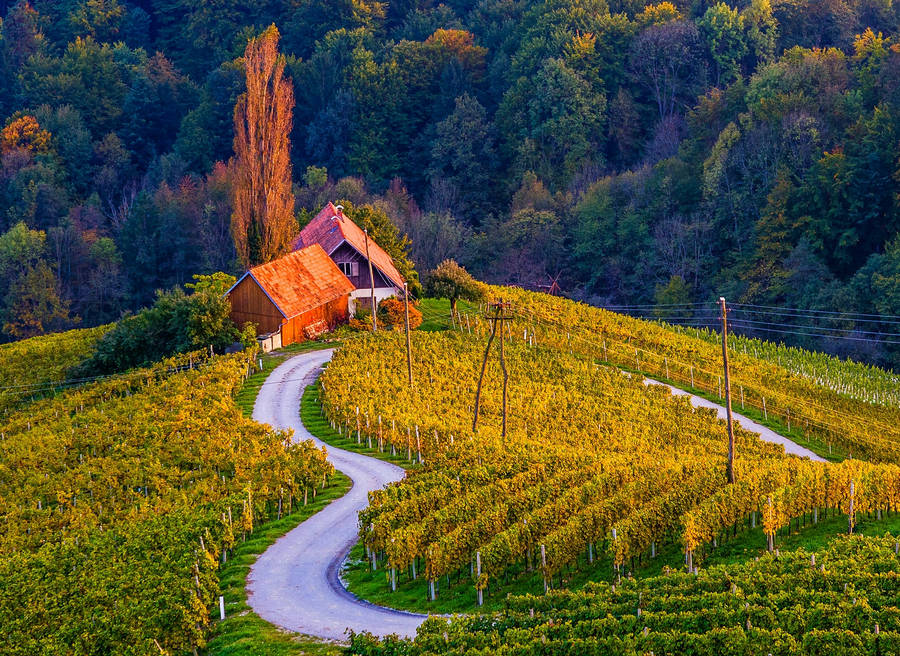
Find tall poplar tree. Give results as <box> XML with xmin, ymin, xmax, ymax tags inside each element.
<box><xmin>231</xmin><ymin>26</ymin><xmax>296</xmax><ymax>267</ymax></box>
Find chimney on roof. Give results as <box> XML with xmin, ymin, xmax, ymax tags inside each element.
<box><xmin>335</xmin><ymin>204</ymin><xmax>344</xmax><ymax>220</ymax></box>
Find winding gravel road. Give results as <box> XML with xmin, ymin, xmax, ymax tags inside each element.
<box><xmin>246</xmin><ymin>349</ymin><xmax>427</xmax><ymax>640</ymax></box>
<box><xmin>244</xmin><ymin>348</ymin><xmax>825</xmax><ymax>644</ymax></box>
<box><xmin>644</xmin><ymin>378</ymin><xmax>826</xmax><ymax>462</ymax></box>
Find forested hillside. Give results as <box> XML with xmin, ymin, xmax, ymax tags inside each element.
<box><xmin>1</xmin><ymin>0</ymin><xmax>899</xmax><ymax>365</ymax></box>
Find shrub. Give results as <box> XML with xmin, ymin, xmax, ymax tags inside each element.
<box><xmin>71</xmin><ymin>273</ymin><xmax>243</xmax><ymax>376</ymax></box>
<box><xmin>377</xmin><ymin>297</ymin><xmax>423</xmax><ymax>331</ymax></box>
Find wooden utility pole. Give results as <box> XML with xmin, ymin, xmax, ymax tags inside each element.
<box><xmin>364</xmin><ymin>228</ymin><xmax>377</xmax><ymax>330</ymax></box>
<box><xmin>472</xmin><ymin>300</ymin><xmax>512</xmax><ymax>438</ymax></box>
<box><xmin>472</xmin><ymin>305</ymin><xmax>499</xmax><ymax>434</ymax></box>
<box><xmin>720</xmin><ymin>297</ymin><xmax>735</xmax><ymax>484</ymax></box>
<box><xmin>404</xmin><ymin>282</ymin><xmax>413</xmax><ymax>386</ymax></box>
<box><xmin>499</xmin><ymin>306</ymin><xmax>508</xmax><ymax>438</ymax></box>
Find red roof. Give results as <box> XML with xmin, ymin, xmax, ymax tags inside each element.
<box><xmin>294</xmin><ymin>202</ymin><xmax>405</xmax><ymax>289</ymax></box>
<box><xmin>238</xmin><ymin>244</ymin><xmax>355</xmax><ymax>319</ymax></box>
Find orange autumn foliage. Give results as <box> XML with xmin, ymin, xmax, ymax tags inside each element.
<box><xmin>1</xmin><ymin>115</ymin><xmax>51</xmax><ymax>155</ymax></box>
<box><xmin>231</xmin><ymin>26</ymin><xmax>296</xmax><ymax>267</ymax></box>
<box><xmin>377</xmin><ymin>297</ymin><xmax>423</xmax><ymax>331</ymax></box>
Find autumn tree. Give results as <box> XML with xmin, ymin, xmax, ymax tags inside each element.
<box><xmin>0</xmin><ymin>115</ymin><xmax>51</xmax><ymax>155</ymax></box>
<box><xmin>232</xmin><ymin>26</ymin><xmax>296</xmax><ymax>267</ymax></box>
<box><xmin>377</xmin><ymin>296</ymin><xmax>423</xmax><ymax>331</ymax></box>
<box><xmin>0</xmin><ymin>222</ymin><xmax>70</xmax><ymax>339</ymax></box>
<box><xmin>425</xmin><ymin>259</ymin><xmax>487</xmax><ymax>322</ymax></box>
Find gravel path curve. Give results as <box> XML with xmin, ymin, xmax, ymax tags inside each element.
<box><xmin>246</xmin><ymin>349</ymin><xmax>427</xmax><ymax>640</ymax></box>
<box><xmin>643</xmin><ymin>378</ymin><xmax>826</xmax><ymax>462</ymax></box>
<box><xmin>244</xmin><ymin>349</ymin><xmax>824</xmax><ymax>643</ymax></box>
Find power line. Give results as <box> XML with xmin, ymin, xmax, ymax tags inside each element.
<box><xmin>648</xmin><ymin>317</ymin><xmax>900</xmax><ymax>345</ymax></box>
<box><xmin>731</xmin><ymin>302</ymin><xmax>900</xmax><ymax>321</ymax></box>
<box><xmin>725</xmin><ymin>321</ymin><xmax>900</xmax><ymax>345</ymax></box>
<box><xmin>501</xmin><ymin>305</ymin><xmax>900</xmax><ymax>440</ymax></box>
<box><xmin>726</xmin><ymin>317</ymin><xmax>900</xmax><ymax>339</ymax></box>
<box><xmin>727</xmin><ymin>306</ymin><xmax>900</xmax><ymax>326</ymax></box>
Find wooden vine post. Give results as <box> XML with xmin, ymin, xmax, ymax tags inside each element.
<box><xmin>476</xmin><ymin>551</ymin><xmax>483</xmax><ymax>606</ymax></box>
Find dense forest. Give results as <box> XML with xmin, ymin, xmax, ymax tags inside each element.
<box><xmin>0</xmin><ymin>0</ymin><xmax>899</xmax><ymax>366</ymax></box>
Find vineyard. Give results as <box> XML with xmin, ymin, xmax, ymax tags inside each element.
<box><xmin>681</xmin><ymin>326</ymin><xmax>900</xmax><ymax>409</ymax></box>
<box><xmin>0</xmin><ymin>324</ymin><xmax>111</xmax><ymax>411</ymax></box>
<box><xmin>0</xmin><ymin>335</ymin><xmax>335</xmax><ymax>655</ymax></box>
<box><xmin>350</xmin><ymin>535</ymin><xmax>900</xmax><ymax>655</ymax></box>
<box><xmin>320</xmin><ymin>286</ymin><xmax>900</xmax><ymax>633</ymax></box>
<box><xmin>479</xmin><ymin>287</ymin><xmax>900</xmax><ymax>463</ymax></box>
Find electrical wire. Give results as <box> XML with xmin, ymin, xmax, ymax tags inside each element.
<box><xmin>726</xmin><ymin>306</ymin><xmax>900</xmax><ymax>326</ymax></box>
<box><xmin>731</xmin><ymin>302</ymin><xmax>900</xmax><ymax>321</ymax></box>
<box><xmin>499</xmin><ymin>304</ymin><xmax>900</xmax><ymax>440</ymax></box>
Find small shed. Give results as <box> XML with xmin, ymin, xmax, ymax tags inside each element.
<box><xmin>226</xmin><ymin>244</ymin><xmax>355</xmax><ymax>348</ymax></box>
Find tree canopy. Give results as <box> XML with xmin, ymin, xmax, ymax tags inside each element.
<box><xmin>0</xmin><ymin>0</ymin><xmax>899</xmax><ymax>365</ymax></box>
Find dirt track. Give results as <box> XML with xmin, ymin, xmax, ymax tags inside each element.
<box><xmin>246</xmin><ymin>349</ymin><xmax>426</xmax><ymax>640</ymax></box>
<box><xmin>244</xmin><ymin>348</ymin><xmax>825</xmax><ymax>643</ymax></box>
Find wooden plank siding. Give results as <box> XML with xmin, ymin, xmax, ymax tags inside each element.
<box><xmin>280</xmin><ymin>295</ymin><xmax>350</xmax><ymax>345</ymax></box>
<box><xmin>229</xmin><ymin>274</ymin><xmax>350</xmax><ymax>347</ymax></box>
<box><xmin>228</xmin><ymin>275</ymin><xmax>284</xmax><ymax>335</ymax></box>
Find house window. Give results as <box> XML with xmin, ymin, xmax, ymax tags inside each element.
<box><xmin>338</xmin><ymin>261</ymin><xmax>358</xmax><ymax>277</ymax></box>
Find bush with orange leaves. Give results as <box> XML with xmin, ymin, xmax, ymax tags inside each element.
<box><xmin>377</xmin><ymin>297</ymin><xmax>422</xmax><ymax>331</ymax></box>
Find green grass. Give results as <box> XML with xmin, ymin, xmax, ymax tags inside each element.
<box><xmin>417</xmin><ymin>297</ymin><xmax>479</xmax><ymax>332</ymax></box>
<box><xmin>204</xmin><ymin>472</ymin><xmax>352</xmax><ymax>656</ymax></box>
<box><xmin>301</xmin><ymin>383</ymin><xmax>413</xmax><ymax>469</ymax></box>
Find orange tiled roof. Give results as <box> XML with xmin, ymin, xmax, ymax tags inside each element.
<box><xmin>294</xmin><ymin>202</ymin><xmax>405</xmax><ymax>289</ymax></box>
<box><xmin>245</xmin><ymin>244</ymin><xmax>355</xmax><ymax>319</ymax></box>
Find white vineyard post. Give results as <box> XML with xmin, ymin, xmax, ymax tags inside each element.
<box><xmin>390</xmin><ymin>538</ymin><xmax>396</xmax><ymax>591</ymax></box>
<box><xmin>541</xmin><ymin>544</ymin><xmax>548</xmax><ymax>593</ymax></box>
<box><xmin>476</xmin><ymin>551</ymin><xmax>483</xmax><ymax>606</ymax></box>
<box><xmin>849</xmin><ymin>480</ymin><xmax>855</xmax><ymax>535</ymax></box>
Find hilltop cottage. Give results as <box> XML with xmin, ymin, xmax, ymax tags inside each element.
<box><xmin>293</xmin><ymin>202</ymin><xmax>405</xmax><ymax>313</ymax></box>
<box><xmin>226</xmin><ymin>244</ymin><xmax>355</xmax><ymax>349</ymax></box>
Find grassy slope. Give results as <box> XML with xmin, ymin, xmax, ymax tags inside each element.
<box><xmin>301</xmin><ymin>384</ymin><xmax>412</xmax><ymax>469</ymax></box>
